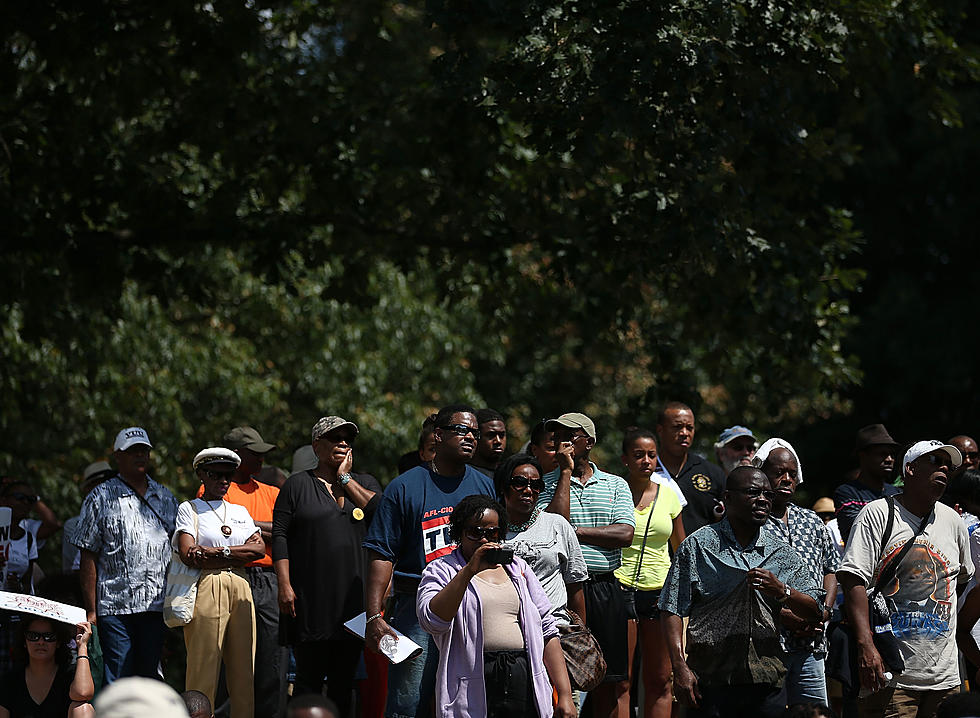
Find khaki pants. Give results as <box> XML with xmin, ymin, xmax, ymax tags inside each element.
<box><xmin>185</xmin><ymin>569</ymin><xmax>256</xmax><ymax>718</ymax></box>
<box><xmin>858</xmin><ymin>686</ymin><xmax>955</xmax><ymax>718</ymax></box>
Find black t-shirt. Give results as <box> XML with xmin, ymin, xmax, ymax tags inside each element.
<box><xmin>0</xmin><ymin>664</ymin><xmax>74</xmax><ymax>718</ymax></box>
<box><xmin>665</xmin><ymin>454</ymin><xmax>728</xmax><ymax>536</ymax></box>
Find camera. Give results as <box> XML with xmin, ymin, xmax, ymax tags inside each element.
<box><xmin>484</xmin><ymin>546</ymin><xmax>514</xmax><ymax>565</ymax></box>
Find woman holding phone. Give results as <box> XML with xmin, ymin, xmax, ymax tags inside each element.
<box><xmin>416</xmin><ymin>494</ymin><xmax>576</xmax><ymax>718</ymax></box>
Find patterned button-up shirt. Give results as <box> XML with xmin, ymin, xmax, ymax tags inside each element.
<box><xmin>659</xmin><ymin>518</ymin><xmax>822</xmax><ymax>686</ymax></box>
<box><xmin>762</xmin><ymin>503</ymin><xmax>839</xmax><ymax>655</ymax></box>
<box><xmin>71</xmin><ymin>475</ymin><xmax>178</xmax><ymax>616</ymax></box>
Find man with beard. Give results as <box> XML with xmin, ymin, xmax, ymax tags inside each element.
<box><xmin>834</xmin><ymin>424</ymin><xmax>901</xmax><ymax>543</ymax></box>
<box><xmin>660</xmin><ymin>466</ymin><xmax>822</xmax><ymax>718</ymax></box>
<box><xmin>655</xmin><ymin>402</ymin><xmax>727</xmax><ymax>536</ymax></box>
<box><xmin>755</xmin><ymin>439</ymin><xmax>839</xmax><ymax>706</ymax></box>
<box><xmin>363</xmin><ymin>404</ymin><xmax>494</xmax><ymax>718</ymax></box>
<box><xmin>715</xmin><ymin>426</ymin><xmax>758</xmax><ymax>474</ymax></box>
<box><xmin>839</xmin><ymin>440</ymin><xmax>973</xmax><ymax>718</ymax></box>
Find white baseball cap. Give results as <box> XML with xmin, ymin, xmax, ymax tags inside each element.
<box><xmin>113</xmin><ymin>427</ymin><xmax>152</xmax><ymax>452</ymax></box>
<box><xmin>903</xmin><ymin>440</ymin><xmax>963</xmax><ymax>474</ymax></box>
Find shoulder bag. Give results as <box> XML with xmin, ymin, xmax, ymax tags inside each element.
<box><xmin>558</xmin><ymin>609</ymin><xmax>607</xmax><ymax>692</ymax></box>
<box><xmin>163</xmin><ymin>504</ymin><xmax>201</xmax><ymax>628</ymax></box>
<box><xmin>622</xmin><ymin>487</ymin><xmax>660</xmax><ymax>616</ymax></box>
<box><xmin>827</xmin><ymin>496</ymin><xmax>931</xmax><ymax>695</ymax></box>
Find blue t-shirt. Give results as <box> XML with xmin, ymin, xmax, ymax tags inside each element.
<box><xmin>363</xmin><ymin>465</ymin><xmax>495</xmax><ymax>580</ymax></box>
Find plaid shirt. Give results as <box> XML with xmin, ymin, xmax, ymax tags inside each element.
<box><xmin>71</xmin><ymin>475</ymin><xmax>178</xmax><ymax>615</ymax></box>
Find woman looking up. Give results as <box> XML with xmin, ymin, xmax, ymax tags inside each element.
<box><xmin>615</xmin><ymin>428</ymin><xmax>685</xmax><ymax>718</ymax></box>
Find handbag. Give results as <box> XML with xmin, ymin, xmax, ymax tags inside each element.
<box><xmin>163</xmin><ymin>506</ymin><xmax>200</xmax><ymax>628</ymax></box>
<box><xmin>559</xmin><ymin>609</ymin><xmax>607</xmax><ymax>691</ymax></box>
<box><xmin>826</xmin><ymin>496</ymin><xmax>930</xmax><ymax>695</ymax></box>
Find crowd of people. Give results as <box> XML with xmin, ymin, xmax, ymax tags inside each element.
<box><xmin>3</xmin><ymin>404</ymin><xmax>980</xmax><ymax>718</ymax></box>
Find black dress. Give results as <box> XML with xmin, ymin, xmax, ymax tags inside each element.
<box><xmin>0</xmin><ymin>664</ymin><xmax>74</xmax><ymax>718</ymax></box>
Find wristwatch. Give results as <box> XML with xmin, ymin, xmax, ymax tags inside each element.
<box><xmin>221</xmin><ymin>546</ymin><xmax>232</xmax><ymax>559</ymax></box>
<box><xmin>775</xmin><ymin>584</ymin><xmax>791</xmax><ymax>603</ymax></box>
<box><xmin>339</xmin><ymin>473</ymin><xmax>353</xmax><ymax>486</ymax></box>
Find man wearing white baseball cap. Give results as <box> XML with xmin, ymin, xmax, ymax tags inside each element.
<box><xmin>838</xmin><ymin>440</ymin><xmax>973</xmax><ymax>716</ymax></box>
<box><xmin>71</xmin><ymin>426</ymin><xmax>179</xmax><ymax>684</ymax></box>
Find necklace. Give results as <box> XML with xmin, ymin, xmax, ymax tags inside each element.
<box><xmin>509</xmin><ymin>507</ymin><xmax>541</xmax><ymax>534</ymax></box>
<box><xmin>204</xmin><ymin>498</ymin><xmax>232</xmax><ymax>537</ymax></box>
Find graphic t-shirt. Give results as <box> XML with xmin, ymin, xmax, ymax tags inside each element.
<box><xmin>362</xmin><ymin>465</ymin><xmax>494</xmax><ymax>580</ymax></box>
<box><xmin>839</xmin><ymin>498</ymin><xmax>973</xmax><ymax>690</ymax></box>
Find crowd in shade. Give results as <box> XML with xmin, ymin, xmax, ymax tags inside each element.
<box><xmin>5</xmin><ymin>404</ymin><xmax>980</xmax><ymax>718</ymax></box>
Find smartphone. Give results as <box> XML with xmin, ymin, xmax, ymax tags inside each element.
<box><xmin>484</xmin><ymin>546</ymin><xmax>514</xmax><ymax>565</ymax></box>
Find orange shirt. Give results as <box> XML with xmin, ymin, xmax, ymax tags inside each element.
<box><xmin>197</xmin><ymin>479</ymin><xmax>279</xmax><ymax>567</ymax></box>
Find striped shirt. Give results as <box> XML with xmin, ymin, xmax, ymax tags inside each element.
<box><xmin>71</xmin><ymin>475</ymin><xmax>178</xmax><ymax>616</ymax></box>
<box><xmin>537</xmin><ymin>462</ymin><xmax>635</xmax><ymax>573</ymax></box>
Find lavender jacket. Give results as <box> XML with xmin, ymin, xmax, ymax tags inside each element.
<box><xmin>416</xmin><ymin>548</ymin><xmax>560</xmax><ymax>718</ymax></box>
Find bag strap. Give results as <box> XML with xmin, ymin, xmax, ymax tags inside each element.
<box><xmin>629</xmin><ymin>486</ymin><xmax>661</xmax><ymax>589</ymax></box>
<box><xmin>871</xmin><ymin>496</ymin><xmax>931</xmax><ymax>599</ymax></box>
<box><xmin>117</xmin><ymin>476</ymin><xmax>173</xmax><ymax>539</ymax></box>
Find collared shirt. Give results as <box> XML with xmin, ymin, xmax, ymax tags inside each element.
<box><xmin>659</xmin><ymin>518</ymin><xmax>821</xmax><ymax>686</ymax></box>
<box><xmin>762</xmin><ymin>503</ymin><xmax>839</xmax><ymax>654</ymax></box>
<box><xmin>71</xmin><ymin>475</ymin><xmax>178</xmax><ymax>616</ymax></box>
<box><xmin>537</xmin><ymin>462</ymin><xmax>635</xmax><ymax>573</ymax></box>
<box><xmin>655</xmin><ymin>453</ymin><xmax>727</xmax><ymax>536</ymax></box>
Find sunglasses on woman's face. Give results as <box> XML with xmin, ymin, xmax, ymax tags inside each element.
<box><xmin>464</xmin><ymin>525</ymin><xmax>501</xmax><ymax>541</ymax></box>
<box><xmin>509</xmin><ymin>477</ymin><xmax>545</xmax><ymax>492</ymax></box>
<box><xmin>25</xmin><ymin>631</ymin><xmax>58</xmax><ymax>643</ymax></box>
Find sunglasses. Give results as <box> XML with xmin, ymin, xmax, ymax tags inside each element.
<box><xmin>509</xmin><ymin>477</ymin><xmax>545</xmax><ymax>492</ymax></box>
<box><xmin>464</xmin><ymin>525</ymin><xmax>501</xmax><ymax>541</ymax></box>
<box><xmin>25</xmin><ymin>631</ymin><xmax>58</xmax><ymax>643</ymax></box>
<box><xmin>440</xmin><ymin>424</ymin><xmax>481</xmax><ymax>440</ymax></box>
<box><xmin>203</xmin><ymin>469</ymin><xmax>235</xmax><ymax>480</ymax></box>
<box><xmin>918</xmin><ymin>454</ymin><xmax>951</xmax><ymax>468</ymax></box>
<box><xmin>730</xmin><ymin>487</ymin><xmax>776</xmax><ymax>501</ymax></box>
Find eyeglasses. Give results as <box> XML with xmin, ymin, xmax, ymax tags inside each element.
<box><xmin>509</xmin><ymin>477</ymin><xmax>545</xmax><ymax>492</ymax></box>
<box><xmin>25</xmin><ymin>631</ymin><xmax>58</xmax><ymax>643</ymax></box>
<box><xmin>918</xmin><ymin>454</ymin><xmax>951</xmax><ymax>468</ymax></box>
<box><xmin>729</xmin><ymin>487</ymin><xmax>776</xmax><ymax>501</ymax></box>
<box><xmin>440</xmin><ymin>424</ymin><xmax>481</xmax><ymax>440</ymax></box>
<box><xmin>964</xmin><ymin>452</ymin><xmax>980</xmax><ymax>461</ymax></box>
<box><xmin>464</xmin><ymin>525</ymin><xmax>501</xmax><ymax>541</ymax></box>
<box><xmin>203</xmin><ymin>469</ymin><xmax>235</xmax><ymax>480</ymax></box>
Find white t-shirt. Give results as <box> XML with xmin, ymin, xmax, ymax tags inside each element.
<box><xmin>173</xmin><ymin>499</ymin><xmax>258</xmax><ymax>549</ymax></box>
<box><xmin>839</xmin><ymin>497</ymin><xmax>972</xmax><ymax>690</ymax></box>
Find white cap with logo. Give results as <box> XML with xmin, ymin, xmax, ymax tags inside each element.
<box><xmin>903</xmin><ymin>440</ymin><xmax>962</xmax><ymax>473</ymax></box>
<box><xmin>113</xmin><ymin>427</ymin><xmax>152</xmax><ymax>452</ymax></box>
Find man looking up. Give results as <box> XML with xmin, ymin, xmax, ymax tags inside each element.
<box><xmin>218</xmin><ymin>426</ymin><xmax>283</xmax><ymax>718</ymax></box>
<box><xmin>363</xmin><ymin>404</ymin><xmax>494</xmax><ymax>718</ymax></box>
<box><xmin>839</xmin><ymin>440</ymin><xmax>972</xmax><ymax>717</ymax></box>
<box><xmin>714</xmin><ymin>426</ymin><xmax>758</xmax><ymax>474</ymax></box>
<box><xmin>754</xmin><ymin>439</ymin><xmax>838</xmax><ymax>707</ymax></box>
<box><xmin>538</xmin><ymin>412</ymin><xmax>635</xmax><ymax>718</ymax></box>
<box><xmin>72</xmin><ymin>426</ymin><xmax>178</xmax><ymax>683</ymax></box>
<box><xmin>469</xmin><ymin>408</ymin><xmax>507</xmax><ymax>477</ymax></box>
<box><xmin>655</xmin><ymin>402</ymin><xmax>727</xmax><ymax>536</ymax></box>
<box><xmin>660</xmin><ymin>466</ymin><xmax>822</xmax><ymax>718</ymax></box>
<box><xmin>833</xmin><ymin>424</ymin><xmax>900</xmax><ymax>543</ymax></box>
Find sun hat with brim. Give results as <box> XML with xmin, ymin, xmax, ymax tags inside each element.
<box><xmin>812</xmin><ymin>497</ymin><xmax>835</xmax><ymax>514</ymax></box>
<box><xmin>903</xmin><ymin>440</ymin><xmax>962</xmax><ymax>474</ymax></box>
<box><xmin>193</xmin><ymin>447</ymin><xmax>242</xmax><ymax>470</ymax></box>
<box><xmin>81</xmin><ymin>461</ymin><xmax>114</xmax><ymax>490</ymax></box>
<box><xmin>94</xmin><ymin>676</ymin><xmax>189</xmax><ymax>718</ymax></box>
<box><xmin>854</xmin><ymin>423</ymin><xmax>899</xmax><ymax>452</ymax></box>
<box><xmin>545</xmin><ymin>412</ymin><xmax>597</xmax><ymax>440</ymax></box>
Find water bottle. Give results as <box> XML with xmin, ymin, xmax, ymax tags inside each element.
<box><xmin>858</xmin><ymin>672</ymin><xmax>893</xmax><ymax>698</ymax></box>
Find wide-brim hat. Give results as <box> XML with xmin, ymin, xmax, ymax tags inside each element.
<box><xmin>855</xmin><ymin>423</ymin><xmax>899</xmax><ymax>452</ymax></box>
<box><xmin>81</xmin><ymin>461</ymin><xmax>115</xmax><ymax>491</ymax></box>
<box><xmin>812</xmin><ymin>497</ymin><xmax>835</xmax><ymax>514</ymax></box>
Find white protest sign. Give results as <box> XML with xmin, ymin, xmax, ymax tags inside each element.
<box><xmin>0</xmin><ymin>591</ymin><xmax>87</xmax><ymax>626</ymax></box>
<box><xmin>0</xmin><ymin>507</ymin><xmax>10</xmax><ymax>588</ymax></box>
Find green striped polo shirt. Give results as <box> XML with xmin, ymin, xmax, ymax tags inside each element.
<box><xmin>537</xmin><ymin>462</ymin><xmax>636</xmax><ymax>573</ymax></box>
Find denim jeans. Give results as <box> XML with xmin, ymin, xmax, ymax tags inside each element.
<box><xmin>384</xmin><ymin>591</ymin><xmax>438</xmax><ymax>718</ymax></box>
<box><xmin>782</xmin><ymin>649</ymin><xmax>828</xmax><ymax>706</ymax></box>
<box><xmin>98</xmin><ymin>611</ymin><xmax>166</xmax><ymax>684</ymax></box>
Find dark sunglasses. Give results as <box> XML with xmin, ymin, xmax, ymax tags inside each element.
<box><xmin>964</xmin><ymin>452</ymin><xmax>980</xmax><ymax>461</ymax></box>
<box><xmin>203</xmin><ymin>469</ymin><xmax>235</xmax><ymax>480</ymax></box>
<box><xmin>25</xmin><ymin>631</ymin><xmax>58</xmax><ymax>643</ymax></box>
<box><xmin>440</xmin><ymin>424</ymin><xmax>481</xmax><ymax>440</ymax></box>
<box><xmin>509</xmin><ymin>477</ymin><xmax>545</xmax><ymax>492</ymax></box>
<box><xmin>918</xmin><ymin>454</ymin><xmax>951</xmax><ymax>468</ymax></box>
<box><xmin>730</xmin><ymin>487</ymin><xmax>776</xmax><ymax>501</ymax></box>
<box><xmin>464</xmin><ymin>525</ymin><xmax>501</xmax><ymax>541</ymax></box>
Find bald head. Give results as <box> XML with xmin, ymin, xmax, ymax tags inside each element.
<box><xmin>728</xmin><ymin>465</ymin><xmax>768</xmax><ymax>491</ymax></box>
<box><xmin>951</xmin><ymin>436</ymin><xmax>979</xmax><ymax>472</ymax></box>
